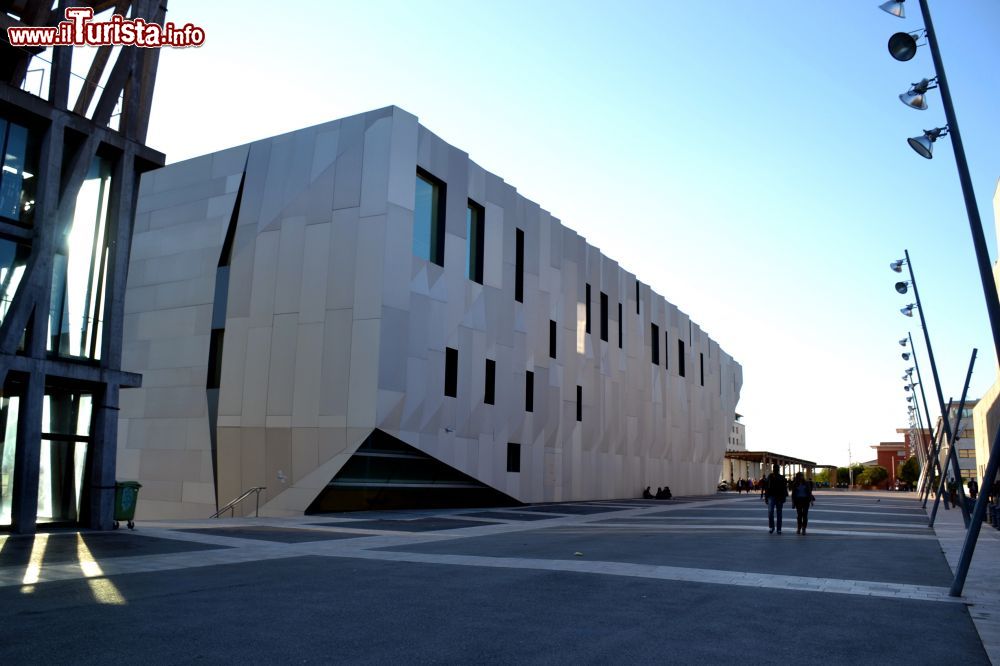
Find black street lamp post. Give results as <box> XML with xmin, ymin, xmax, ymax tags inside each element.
<box><xmin>881</xmin><ymin>0</ymin><xmax>1000</xmax><ymax>597</ymax></box>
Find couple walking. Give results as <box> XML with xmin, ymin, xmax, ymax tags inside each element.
<box><xmin>762</xmin><ymin>464</ymin><xmax>814</xmax><ymax>534</ymax></box>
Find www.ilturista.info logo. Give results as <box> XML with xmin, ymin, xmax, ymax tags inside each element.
<box><xmin>6</xmin><ymin>7</ymin><xmax>205</xmax><ymax>49</ymax></box>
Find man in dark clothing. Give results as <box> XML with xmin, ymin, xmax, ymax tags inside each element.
<box><xmin>763</xmin><ymin>463</ymin><xmax>788</xmax><ymax>534</ymax></box>
<box><xmin>968</xmin><ymin>478</ymin><xmax>979</xmax><ymax>500</ymax></box>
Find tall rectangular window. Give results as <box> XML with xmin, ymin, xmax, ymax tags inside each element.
<box><xmin>618</xmin><ymin>303</ymin><xmax>623</xmax><ymax>349</ymax></box>
<box><xmin>651</xmin><ymin>323</ymin><xmax>660</xmax><ymax>365</ymax></box>
<box><xmin>445</xmin><ymin>347</ymin><xmax>458</xmax><ymax>397</ymax></box>
<box><xmin>678</xmin><ymin>339</ymin><xmax>686</xmax><ymax>377</ymax></box>
<box><xmin>635</xmin><ymin>280</ymin><xmax>640</xmax><ymax>314</ymax></box>
<box><xmin>485</xmin><ymin>359</ymin><xmax>496</xmax><ymax>405</ymax></box>
<box><xmin>585</xmin><ymin>283</ymin><xmax>591</xmax><ymax>334</ymax></box>
<box><xmin>664</xmin><ymin>331</ymin><xmax>669</xmax><ymax>369</ymax></box>
<box><xmin>414</xmin><ymin>169</ymin><xmax>445</xmax><ymax>266</ymax></box>
<box><xmin>549</xmin><ymin>320</ymin><xmax>557</xmax><ymax>359</ymax></box>
<box><xmin>515</xmin><ymin>228</ymin><xmax>524</xmax><ymax>303</ymax></box>
<box><xmin>507</xmin><ymin>443</ymin><xmax>521</xmax><ymax>473</ymax></box>
<box><xmin>466</xmin><ymin>200</ymin><xmax>484</xmax><ymax>284</ymax></box>
<box><xmin>700</xmin><ymin>352</ymin><xmax>705</xmax><ymax>386</ymax></box>
<box><xmin>576</xmin><ymin>385</ymin><xmax>583</xmax><ymax>422</ymax></box>
<box><xmin>0</xmin><ymin>119</ymin><xmax>38</xmax><ymax>226</ymax></box>
<box><xmin>599</xmin><ymin>292</ymin><xmax>609</xmax><ymax>342</ymax></box>
<box><xmin>525</xmin><ymin>371</ymin><xmax>534</xmax><ymax>412</ymax></box>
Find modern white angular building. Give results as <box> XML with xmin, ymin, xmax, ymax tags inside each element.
<box><xmin>118</xmin><ymin>106</ymin><xmax>742</xmax><ymax>518</ymax></box>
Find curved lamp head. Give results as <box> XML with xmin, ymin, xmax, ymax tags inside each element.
<box><xmin>899</xmin><ymin>78</ymin><xmax>936</xmax><ymax>110</ymax></box>
<box><xmin>899</xmin><ymin>338</ymin><xmax>908</xmax><ymax>347</ymax></box>
<box><xmin>902</xmin><ymin>352</ymin><xmax>911</xmax><ymax>360</ymax></box>
<box><xmin>904</xmin><ymin>384</ymin><xmax>911</xmax><ymax>392</ymax></box>
<box><xmin>890</xmin><ymin>259</ymin><xmax>905</xmax><ymax>273</ymax></box>
<box><xmin>901</xmin><ymin>304</ymin><xmax>916</xmax><ymax>317</ymax></box>
<box><xmin>908</xmin><ymin>127</ymin><xmax>947</xmax><ymax>159</ymax></box>
<box><xmin>879</xmin><ymin>0</ymin><xmax>905</xmax><ymax>18</ymax></box>
<box><xmin>895</xmin><ymin>281</ymin><xmax>910</xmax><ymax>294</ymax></box>
<box><xmin>905</xmin><ymin>367</ymin><xmax>914</xmax><ymax>375</ymax></box>
<box><xmin>888</xmin><ymin>32</ymin><xmax>919</xmax><ymax>61</ymax></box>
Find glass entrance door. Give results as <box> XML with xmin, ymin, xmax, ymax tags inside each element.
<box><xmin>36</xmin><ymin>390</ymin><xmax>92</xmax><ymax>524</ymax></box>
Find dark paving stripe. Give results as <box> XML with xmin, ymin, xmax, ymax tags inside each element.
<box><xmin>650</xmin><ymin>509</ymin><xmax>929</xmax><ymax>525</ymax></box>
<box><xmin>463</xmin><ymin>511</ymin><xmax>556</xmax><ymax>521</ymax></box>
<box><xmin>380</xmin><ymin>527</ymin><xmax>955</xmax><ymax>586</ymax></box>
<box><xmin>0</xmin><ymin>532</ymin><xmax>227</xmax><ymax>567</ymax></box>
<box><xmin>514</xmin><ymin>504</ymin><xmax>625</xmax><ymax>515</ymax></box>
<box><xmin>0</xmin><ymin>556</ymin><xmax>986</xmax><ymax>663</ymax></box>
<box><xmin>591</xmin><ymin>518</ymin><xmax>932</xmax><ymax>535</ymax></box>
<box><xmin>307</xmin><ymin>518</ymin><xmax>493</xmax><ymax>532</ymax></box>
<box><xmin>176</xmin><ymin>526</ymin><xmax>363</xmax><ymax>543</ymax></box>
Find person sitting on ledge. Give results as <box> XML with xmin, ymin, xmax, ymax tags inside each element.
<box><xmin>642</xmin><ymin>486</ymin><xmax>654</xmax><ymax>499</ymax></box>
<box><xmin>655</xmin><ymin>486</ymin><xmax>672</xmax><ymax>500</ymax></box>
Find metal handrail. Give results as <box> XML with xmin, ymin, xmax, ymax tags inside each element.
<box><xmin>210</xmin><ymin>486</ymin><xmax>266</xmax><ymax>518</ymax></box>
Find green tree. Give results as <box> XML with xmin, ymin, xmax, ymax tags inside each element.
<box><xmin>897</xmin><ymin>456</ymin><xmax>919</xmax><ymax>488</ymax></box>
<box><xmin>837</xmin><ymin>467</ymin><xmax>851</xmax><ymax>485</ymax></box>
<box><xmin>858</xmin><ymin>466</ymin><xmax>889</xmax><ymax>488</ymax></box>
<box><xmin>814</xmin><ymin>469</ymin><xmax>829</xmax><ymax>484</ymax></box>
<box><xmin>850</xmin><ymin>464</ymin><xmax>866</xmax><ymax>485</ymax></box>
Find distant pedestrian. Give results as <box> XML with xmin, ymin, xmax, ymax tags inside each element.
<box><xmin>790</xmin><ymin>472</ymin><xmax>815</xmax><ymax>535</ymax></box>
<box><xmin>642</xmin><ymin>486</ymin><xmax>654</xmax><ymax>499</ymax></box>
<box><xmin>968</xmin><ymin>478</ymin><xmax>979</xmax><ymax>501</ymax></box>
<box><xmin>763</xmin><ymin>464</ymin><xmax>788</xmax><ymax>534</ymax></box>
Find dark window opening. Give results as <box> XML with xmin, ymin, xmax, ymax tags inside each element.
<box><xmin>585</xmin><ymin>283</ymin><xmax>591</xmax><ymax>334</ymax></box>
<box><xmin>664</xmin><ymin>331</ymin><xmax>669</xmax><ymax>369</ymax></box>
<box><xmin>549</xmin><ymin>320</ymin><xmax>557</xmax><ymax>359</ymax></box>
<box><xmin>618</xmin><ymin>303</ymin><xmax>623</xmax><ymax>349</ymax></box>
<box><xmin>576</xmin><ymin>385</ymin><xmax>583</xmax><ymax>422</ymax></box>
<box><xmin>507</xmin><ymin>443</ymin><xmax>521</xmax><ymax>473</ymax></box>
<box><xmin>515</xmin><ymin>228</ymin><xmax>524</xmax><ymax>302</ymax></box>
<box><xmin>485</xmin><ymin>359</ymin><xmax>496</xmax><ymax>405</ymax></box>
<box><xmin>700</xmin><ymin>352</ymin><xmax>705</xmax><ymax>386</ymax></box>
<box><xmin>678</xmin><ymin>340</ymin><xmax>686</xmax><ymax>377</ymax></box>
<box><xmin>651</xmin><ymin>324</ymin><xmax>660</xmax><ymax>365</ymax></box>
<box><xmin>445</xmin><ymin>347</ymin><xmax>458</xmax><ymax>397</ymax></box>
<box><xmin>414</xmin><ymin>168</ymin><xmax>445</xmax><ymax>266</ymax></box>
<box><xmin>206</xmin><ymin>329</ymin><xmax>225</xmax><ymax>389</ymax></box>
<box><xmin>635</xmin><ymin>280</ymin><xmax>640</xmax><ymax>315</ymax></box>
<box><xmin>599</xmin><ymin>292</ymin><xmax>609</xmax><ymax>342</ymax></box>
<box><xmin>466</xmin><ymin>200</ymin><xmax>485</xmax><ymax>284</ymax></box>
<box><xmin>525</xmin><ymin>370</ymin><xmax>534</xmax><ymax>412</ymax></box>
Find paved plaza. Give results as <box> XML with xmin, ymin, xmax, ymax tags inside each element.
<box><xmin>1</xmin><ymin>490</ymin><xmax>997</xmax><ymax>663</ymax></box>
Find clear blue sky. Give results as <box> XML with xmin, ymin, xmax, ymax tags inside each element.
<box><xmin>142</xmin><ymin>0</ymin><xmax>1000</xmax><ymax>468</ymax></box>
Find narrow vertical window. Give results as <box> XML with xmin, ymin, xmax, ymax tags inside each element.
<box><xmin>617</xmin><ymin>303</ymin><xmax>623</xmax><ymax>349</ymax></box>
<box><xmin>466</xmin><ymin>200</ymin><xmax>484</xmax><ymax>284</ymax></box>
<box><xmin>650</xmin><ymin>324</ymin><xmax>660</xmax><ymax>365</ymax></box>
<box><xmin>507</xmin><ymin>443</ymin><xmax>521</xmax><ymax>473</ymax></box>
<box><xmin>665</xmin><ymin>331</ymin><xmax>669</xmax><ymax>369</ymax></box>
<box><xmin>445</xmin><ymin>347</ymin><xmax>458</xmax><ymax>397</ymax></box>
<box><xmin>485</xmin><ymin>359</ymin><xmax>496</xmax><ymax>405</ymax></box>
<box><xmin>576</xmin><ymin>385</ymin><xmax>583</xmax><ymax>422</ymax></box>
<box><xmin>414</xmin><ymin>169</ymin><xmax>445</xmax><ymax>266</ymax></box>
<box><xmin>206</xmin><ymin>329</ymin><xmax>225</xmax><ymax>389</ymax></box>
<box><xmin>635</xmin><ymin>280</ymin><xmax>640</xmax><ymax>315</ymax></box>
<box><xmin>700</xmin><ymin>352</ymin><xmax>705</xmax><ymax>386</ymax></box>
<box><xmin>515</xmin><ymin>228</ymin><xmax>524</xmax><ymax>303</ymax></box>
<box><xmin>549</xmin><ymin>320</ymin><xmax>557</xmax><ymax>359</ymax></box>
<box><xmin>678</xmin><ymin>339</ymin><xmax>686</xmax><ymax>377</ymax></box>
<box><xmin>600</xmin><ymin>292</ymin><xmax>609</xmax><ymax>342</ymax></box>
<box><xmin>525</xmin><ymin>370</ymin><xmax>534</xmax><ymax>412</ymax></box>
<box><xmin>585</xmin><ymin>283</ymin><xmax>591</xmax><ymax>334</ymax></box>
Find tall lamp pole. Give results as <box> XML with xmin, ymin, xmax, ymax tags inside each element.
<box><xmin>880</xmin><ymin>0</ymin><xmax>1000</xmax><ymax>596</ymax></box>
<box><xmin>893</xmin><ymin>250</ymin><xmax>970</xmax><ymax>525</ymax></box>
<box><xmin>902</xmin><ymin>332</ymin><xmax>937</xmax><ymax>498</ymax></box>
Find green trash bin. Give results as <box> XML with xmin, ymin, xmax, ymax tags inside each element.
<box><xmin>114</xmin><ymin>481</ymin><xmax>142</xmax><ymax>530</ymax></box>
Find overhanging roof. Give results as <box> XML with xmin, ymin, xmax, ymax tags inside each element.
<box><xmin>724</xmin><ymin>450</ymin><xmax>817</xmax><ymax>468</ymax></box>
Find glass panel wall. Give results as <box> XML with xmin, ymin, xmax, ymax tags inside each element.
<box><xmin>0</xmin><ymin>118</ymin><xmax>38</xmax><ymax>226</ymax></box>
<box><xmin>36</xmin><ymin>390</ymin><xmax>92</xmax><ymax>524</ymax></box>
<box><xmin>48</xmin><ymin>156</ymin><xmax>112</xmax><ymax>359</ymax></box>
<box><xmin>0</xmin><ymin>394</ymin><xmax>18</xmax><ymax>527</ymax></box>
<box><xmin>0</xmin><ymin>238</ymin><xmax>30</xmax><ymax>325</ymax></box>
